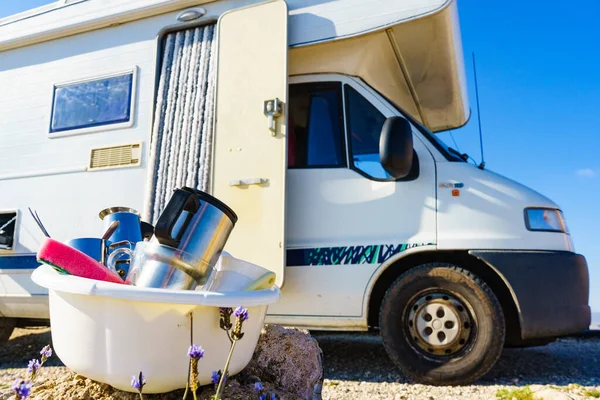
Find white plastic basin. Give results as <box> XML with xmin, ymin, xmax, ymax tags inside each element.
<box><xmin>31</xmin><ymin>264</ymin><xmax>280</xmax><ymax>394</ymax></box>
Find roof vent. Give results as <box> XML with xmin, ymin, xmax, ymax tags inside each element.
<box><xmin>89</xmin><ymin>142</ymin><xmax>141</xmax><ymax>171</ymax></box>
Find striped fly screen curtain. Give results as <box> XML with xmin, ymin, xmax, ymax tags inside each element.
<box><xmin>144</xmin><ymin>24</ymin><xmax>217</xmax><ymax>224</ymax></box>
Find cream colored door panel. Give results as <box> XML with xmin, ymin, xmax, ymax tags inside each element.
<box><xmin>211</xmin><ymin>0</ymin><xmax>288</xmax><ymax>286</ymax></box>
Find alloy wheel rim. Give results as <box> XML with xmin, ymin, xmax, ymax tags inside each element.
<box><xmin>406</xmin><ymin>292</ymin><xmax>474</xmax><ymax>357</ymax></box>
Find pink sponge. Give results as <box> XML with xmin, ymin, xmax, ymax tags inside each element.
<box><xmin>37</xmin><ymin>238</ymin><xmax>125</xmax><ymax>285</ymax></box>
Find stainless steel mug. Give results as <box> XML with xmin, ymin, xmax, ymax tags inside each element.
<box><xmin>154</xmin><ymin>187</ymin><xmax>238</xmax><ymax>272</ymax></box>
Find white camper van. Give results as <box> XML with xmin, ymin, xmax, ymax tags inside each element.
<box><xmin>0</xmin><ymin>0</ymin><xmax>590</xmax><ymax>385</ymax></box>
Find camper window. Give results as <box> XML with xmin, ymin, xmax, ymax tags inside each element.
<box><xmin>0</xmin><ymin>212</ymin><xmax>17</xmax><ymax>251</ymax></box>
<box><xmin>288</xmin><ymin>83</ymin><xmax>346</xmax><ymax>168</ymax></box>
<box><xmin>49</xmin><ymin>71</ymin><xmax>135</xmax><ymax>135</ymax></box>
<box><xmin>344</xmin><ymin>85</ymin><xmax>391</xmax><ymax>180</ymax></box>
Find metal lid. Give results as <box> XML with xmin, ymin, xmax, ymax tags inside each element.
<box><xmin>98</xmin><ymin>207</ymin><xmax>141</xmax><ymax>220</ymax></box>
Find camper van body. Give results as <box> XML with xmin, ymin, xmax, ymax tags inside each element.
<box><xmin>0</xmin><ymin>0</ymin><xmax>590</xmax><ymax>385</ymax></box>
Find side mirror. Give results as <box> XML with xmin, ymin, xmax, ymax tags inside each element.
<box><xmin>379</xmin><ymin>116</ymin><xmax>414</xmax><ymax>179</ymax></box>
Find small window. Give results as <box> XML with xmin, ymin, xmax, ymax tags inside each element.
<box><xmin>288</xmin><ymin>83</ymin><xmax>345</xmax><ymax>168</ymax></box>
<box><xmin>0</xmin><ymin>212</ymin><xmax>17</xmax><ymax>251</ymax></box>
<box><xmin>50</xmin><ymin>71</ymin><xmax>135</xmax><ymax>134</ymax></box>
<box><xmin>345</xmin><ymin>85</ymin><xmax>391</xmax><ymax>180</ymax></box>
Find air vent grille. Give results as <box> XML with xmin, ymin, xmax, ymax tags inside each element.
<box><xmin>89</xmin><ymin>143</ymin><xmax>141</xmax><ymax>170</ymax></box>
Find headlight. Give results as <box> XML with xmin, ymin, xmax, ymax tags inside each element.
<box><xmin>524</xmin><ymin>208</ymin><xmax>568</xmax><ymax>233</ymax></box>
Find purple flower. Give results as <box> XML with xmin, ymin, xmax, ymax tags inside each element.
<box><xmin>188</xmin><ymin>344</ymin><xmax>204</xmax><ymax>359</ymax></box>
<box><xmin>259</xmin><ymin>394</ymin><xmax>267</xmax><ymax>400</ymax></box>
<box><xmin>40</xmin><ymin>345</ymin><xmax>52</xmax><ymax>359</ymax></box>
<box><xmin>27</xmin><ymin>359</ymin><xmax>41</xmax><ymax>374</ymax></box>
<box><xmin>130</xmin><ymin>373</ymin><xmax>145</xmax><ymax>390</ymax></box>
<box><xmin>219</xmin><ymin>307</ymin><xmax>232</xmax><ymax>314</ymax></box>
<box><xmin>234</xmin><ymin>306</ymin><xmax>249</xmax><ymax>322</ymax></box>
<box><xmin>211</xmin><ymin>370</ymin><xmax>221</xmax><ymax>385</ymax></box>
<box><xmin>11</xmin><ymin>379</ymin><xmax>32</xmax><ymax>399</ymax></box>
<box><xmin>254</xmin><ymin>382</ymin><xmax>264</xmax><ymax>392</ymax></box>
<box><xmin>271</xmin><ymin>393</ymin><xmax>277</xmax><ymax>400</ymax></box>
<box><xmin>130</xmin><ymin>376</ymin><xmax>140</xmax><ymax>389</ymax></box>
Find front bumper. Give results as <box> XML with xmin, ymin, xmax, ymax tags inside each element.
<box><xmin>470</xmin><ymin>250</ymin><xmax>591</xmax><ymax>340</ymax></box>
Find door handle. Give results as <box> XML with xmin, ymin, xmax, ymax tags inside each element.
<box><xmin>264</xmin><ymin>98</ymin><xmax>283</xmax><ymax>136</ymax></box>
<box><xmin>229</xmin><ymin>178</ymin><xmax>269</xmax><ymax>186</ymax></box>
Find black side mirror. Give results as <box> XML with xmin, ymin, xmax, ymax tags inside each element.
<box><xmin>379</xmin><ymin>116</ymin><xmax>414</xmax><ymax>179</ymax></box>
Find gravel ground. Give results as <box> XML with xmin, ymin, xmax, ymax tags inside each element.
<box><xmin>313</xmin><ymin>331</ymin><xmax>600</xmax><ymax>399</ymax></box>
<box><xmin>1</xmin><ymin>327</ymin><xmax>599</xmax><ymax>399</ymax></box>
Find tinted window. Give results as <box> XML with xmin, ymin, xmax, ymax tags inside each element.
<box><xmin>288</xmin><ymin>83</ymin><xmax>345</xmax><ymax>168</ymax></box>
<box><xmin>345</xmin><ymin>86</ymin><xmax>390</xmax><ymax>179</ymax></box>
<box><xmin>50</xmin><ymin>73</ymin><xmax>133</xmax><ymax>133</ymax></box>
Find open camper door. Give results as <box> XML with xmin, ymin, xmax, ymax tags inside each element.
<box><xmin>211</xmin><ymin>0</ymin><xmax>288</xmax><ymax>286</ymax></box>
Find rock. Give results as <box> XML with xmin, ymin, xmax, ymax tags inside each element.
<box><xmin>242</xmin><ymin>325</ymin><xmax>324</xmax><ymax>400</ymax></box>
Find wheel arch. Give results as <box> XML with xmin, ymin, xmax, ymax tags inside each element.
<box><xmin>366</xmin><ymin>250</ymin><xmax>523</xmax><ymax>343</ymax></box>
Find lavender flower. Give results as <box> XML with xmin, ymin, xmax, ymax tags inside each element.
<box><xmin>214</xmin><ymin>307</ymin><xmax>249</xmax><ymax>399</ymax></box>
<box><xmin>259</xmin><ymin>394</ymin><xmax>267</xmax><ymax>400</ymax></box>
<box><xmin>11</xmin><ymin>379</ymin><xmax>32</xmax><ymax>399</ymax></box>
<box><xmin>40</xmin><ymin>345</ymin><xmax>52</xmax><ymax>359</ymax></box>
<box><xmin>234</xmin><ymin>306</ymin><xmax>249</xmax><ymax>322</ymax></box>
<box><xmin>211</xmin><ymin>371</ymin><xmax>221</xmax><ymax>385</ymax></box>
<box><xmin>130</xmin><ymin>373</ymin><xmax>146</xmax><ymax>390</ymax></box>
<box><xmin>254</xmin><ymin>382</ymin><xmax>264</xmax><ymax>392</ymax></box>
<box><xmin>188</xmin><ymin>344</ymin><xmax>205</xmax><ymax>359</ymax></box>
<box><xmin>27</xmin><ymin>359</ymin><xmax>41</xmax><ymax>375</ymax></box>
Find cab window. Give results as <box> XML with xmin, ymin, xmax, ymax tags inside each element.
<box><xmin>288</xmin><ymin>83</ymin><xmax>346</xmax><ymax>168</ymax></box>
<box><xmin>345</xmin><ymin>85</ymin><xmax>391</xmax><ymax>180</ymax></box>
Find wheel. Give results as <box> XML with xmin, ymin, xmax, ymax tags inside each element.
<box><xmin>379</xmin><ymin>263</ymin><xmax>505</xmax><ymax>386</ymax></box>
<box><xmin>0</xmin><ymin>318</ymin><xmax>16</xmax><ymax>343</ymax></box>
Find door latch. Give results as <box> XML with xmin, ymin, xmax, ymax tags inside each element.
<box><xmin>263</xmin><ymin>98</ymin><xmax>283</xmax><ymax>136</ymax></box>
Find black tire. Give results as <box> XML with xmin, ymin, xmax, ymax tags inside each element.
<box><xmin>379</xmin><ymin>263</ymin><xmax>505</xmax><ymax>386</ymax></box>
<box><xmin>0</xmin><ymin>318</ymin><xmax>16</xmax><ymax>343</ymax></box>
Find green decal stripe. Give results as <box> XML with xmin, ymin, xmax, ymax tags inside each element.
<box><xmin>286</xmin><ymin>243</ymin><xmax>435</xmax><ymax>267</ymax></box>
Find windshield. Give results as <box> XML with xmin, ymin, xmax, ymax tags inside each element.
<box><xmin>365</xmin><ymin>84</ymin><xmax>465</xmax><ymax>162</ymax></box>
<box><xmin>421</xmin><ymin>127</ymin><xmax>466</xmax><ymax>162</ymax></box>
<box><xmin>402</xmin><ymin>116</ymin><xmax>465</xmax><ymax>163</ymax></box>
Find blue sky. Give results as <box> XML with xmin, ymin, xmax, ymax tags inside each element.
<box><xmin>1</xmin><ymin>1</ymin><xmax>598</xmax><ymax>312</ymax></box>
<box><xmin>441</xmin><ymin>0</ymin><xmax>600</xmax><ymax>312</ymax></box>
<box><xmin>0</xmin><ymin>1</ymin><xmax>53</xmax><ymax>18</ymax></box>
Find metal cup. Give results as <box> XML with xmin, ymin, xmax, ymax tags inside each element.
<box><xmin>98</xmin><ymin>207</ymin><xmax>143</xmax><ymax>244</ymax></box>
<box><xmin>67</xmin><ymin>238</ymin><xmax>112</xmax><ymax>265</ymax></box>
<box><xmin>98</xmin><ymin>207</ymin><xmax>144</xmax><ymax>276</ymax></box>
